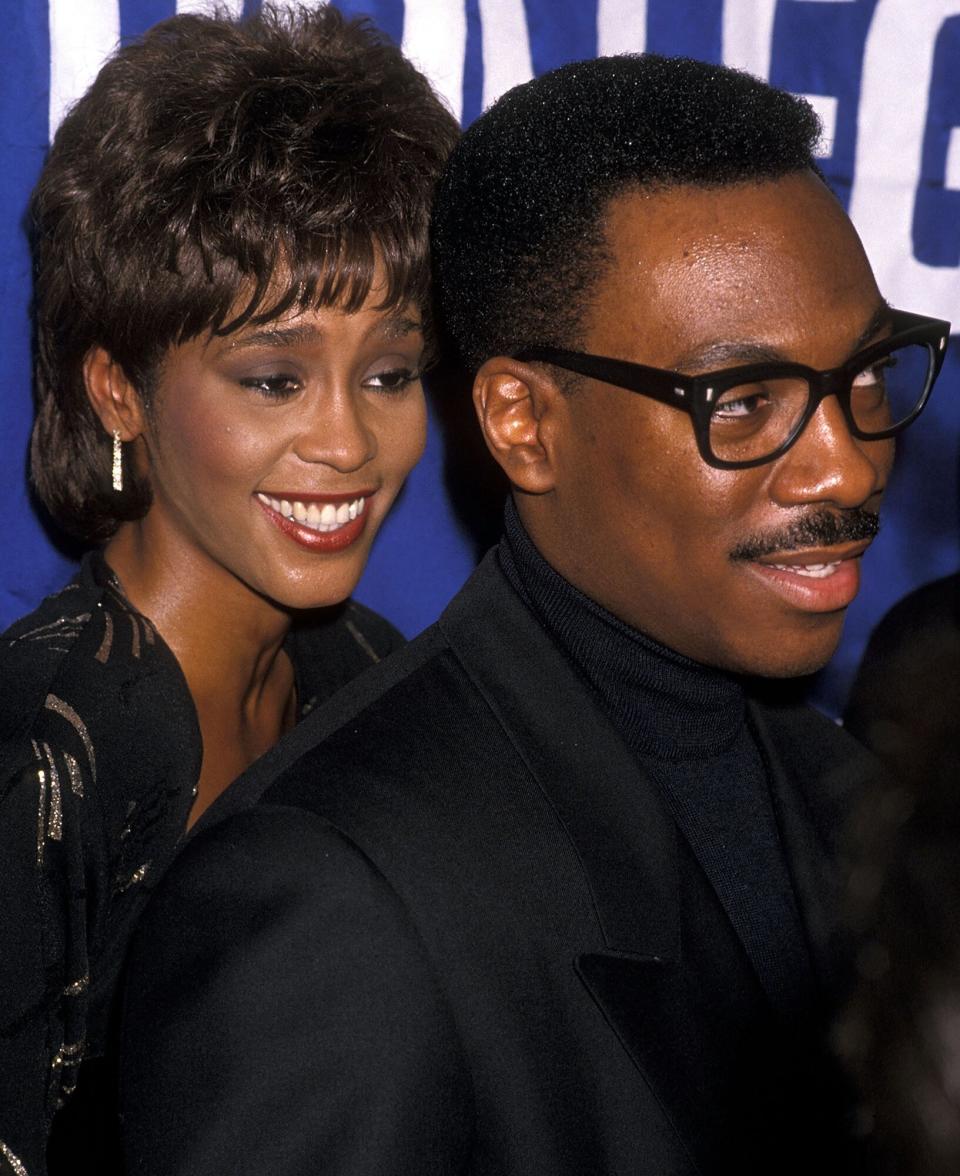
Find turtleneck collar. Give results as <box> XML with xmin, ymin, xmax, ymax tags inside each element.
<box><xmin>497</xmin><ymin>497</ymin><xmax>746</xmax><ymax>760</ymax></box>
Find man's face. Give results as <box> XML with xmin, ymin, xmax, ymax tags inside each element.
<box><xmin>523</xmin><ymin>171</ymin><xmax>893</xmax><ymax>677</ymax></box>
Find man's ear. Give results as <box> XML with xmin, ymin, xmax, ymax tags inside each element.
<box><xmin>473</xmin><ymin>357</ymin><xmax>563</xmax><ymax>495</ymax></box>
<box><xmin>83</xmin><ymin>346</ymin><xmax>147</xmax><ymax>442</ymax></box>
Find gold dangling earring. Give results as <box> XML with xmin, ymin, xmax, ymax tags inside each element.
<box><xmin>112</xmin><ymin>429</ymin><xmax>123</xmax><ymax>492</ymax></box>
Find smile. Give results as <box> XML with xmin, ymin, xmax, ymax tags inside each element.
<box><xmin>765</xmin><ymin>561</ymin><xmax>841</xmax><ymax>580</ymax></box>
<box><xmin>256</xmin><ymin>493</ymin><xmax>366</xmax><ymax>533</ymax></box>
<box><xmin>744</xmin><ymin>543</ymin><xmax>869</xmax><ymax>613</ymax></box>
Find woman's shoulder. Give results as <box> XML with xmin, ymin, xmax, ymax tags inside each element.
<box><xmin>0</xmin><ymin>545</ymin><xmax>200</xmax><ymax>902</ymax></box>
<box><xmin>0</xmin><ymin>551</ymin><xmax>200</xmax><ymax>1168</ymax></box>
<box><xmin>0</xmin><ymin>552</ymin><xmax>179</xmax><ymax>741</ymax></box>
<box><xmin>288</xmin><ymin>598</ymin><xmax>406</xmax><ymax>716</ymax></box>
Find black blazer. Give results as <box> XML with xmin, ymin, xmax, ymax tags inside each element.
<box><xmin>118</xmin><ymin>551</ymin><xmax>877</xmax><ymax>1175</ymax></box>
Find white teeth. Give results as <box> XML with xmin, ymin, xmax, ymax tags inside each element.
<box><xmin>769</xmin><ymin>561</ymin><xmax>840</xmax><ymax>579</ymax></box>
<box><xmin>256</xmin><ymin>493</ymin><xmax>366</xmax><ymax>533</ymax></box>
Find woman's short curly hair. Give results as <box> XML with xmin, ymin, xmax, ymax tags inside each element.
<box><xmin>30</xmin><ymin>3</ymin><xmax>458</xmax><ymax>543</ymax></box>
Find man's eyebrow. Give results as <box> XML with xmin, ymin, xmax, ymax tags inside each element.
<box><xmin>672</xmin><ymin>301</ymin><xmax>894</xmax><ymax>373</ymax></box>
<box><xmin>673</xmin><ymin>339</ymin><xmax>785</xmax><ymax>371</ymax></box>
<box><xmin>848</xmin><ymin>301</ymin><xmax>894</xmax><ymax>353</ymax></box>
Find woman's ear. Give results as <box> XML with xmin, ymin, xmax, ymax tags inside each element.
<box><xmin>472</xmin><ymin>357</ymin><xmax>564</xmax><ymax>495</ymax></box>
<box><xmin>83</xmin><ymin>347</ymin><xmax>147</xmax><ymax>442</ymax></box>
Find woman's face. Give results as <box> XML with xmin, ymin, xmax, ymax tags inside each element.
<box><xmin>128</xmin><ymin>282</ymin><xmax>427</xmax><ymax>612</ymax></box>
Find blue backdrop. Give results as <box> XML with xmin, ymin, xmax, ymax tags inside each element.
<box><xmin>2</xmin><ymin>0</ymin><xmax>958</xmax><ymax>716</ymax></box>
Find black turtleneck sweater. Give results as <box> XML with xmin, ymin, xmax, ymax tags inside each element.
<box><xmin>498</xmin><ymin>499</ymin><xmax>815</xmax><ymax>1017</ymax></box>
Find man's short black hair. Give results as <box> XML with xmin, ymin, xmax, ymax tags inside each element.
<box><xmin>431</xmin><ymin>53</ymin><xmax>822</xmax><ymax>372</ymax></box>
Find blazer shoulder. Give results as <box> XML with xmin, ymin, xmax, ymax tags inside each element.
<box><xmin>120</xmin><ymin>804</ymin><xmax>475</xmax><ymax>1175</ymax></box>
<box><xmin>197</xmin><ymin>620</ymin><xmax>458</xmax><ymax>831</ymax></box>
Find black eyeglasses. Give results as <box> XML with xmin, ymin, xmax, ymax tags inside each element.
<box><xmin>514</xmin><ymin>309</ymin><xmax>951</xmax><ymax>470</ymax></box>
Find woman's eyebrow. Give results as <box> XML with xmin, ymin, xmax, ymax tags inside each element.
<box><xmin>224</xmin><ymin>324</ymin><xmax>321</xmax><ymax>352</ymax></box>
<box><xmin>221</xmin><ymin>315</ymin><xmax>423</xmax><ymax>353</ymax></box>
<box><xmin>376</xmin><ymin>314</ymin><xmax>423</xmax><ymax>339</ymax></box>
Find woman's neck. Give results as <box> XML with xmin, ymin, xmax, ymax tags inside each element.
<box><xmin>103</xmin><ymin>523</ymin><xmax>297</xmax><ymax>825</ymax></box>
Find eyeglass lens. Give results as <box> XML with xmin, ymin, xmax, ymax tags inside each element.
<box><xmin>707</xmin><ymin>341</ymin><xmax>933</xmax><ymax>464</ymax></box>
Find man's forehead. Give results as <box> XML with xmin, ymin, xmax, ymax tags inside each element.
<box><xmin>599</xmin><ymin>170</ymin><xmax>842</xmax><ymax>256</ymax></box>
<box><xmin>586</xmin><ymin>172</ymin><xmax>882</xmax><ymax>370</ymax></box>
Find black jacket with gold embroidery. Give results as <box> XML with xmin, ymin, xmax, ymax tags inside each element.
<box><xmin>0</xmin><ymin>551</ymin><xmax>402</xmax><ymax>1176</ymax></box>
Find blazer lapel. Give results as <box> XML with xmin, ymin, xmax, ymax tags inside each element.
<box><xmin>440</xmin><ymin>554</ymin><xmax>773</xmax><ymax>1172</ymax></box>
<box><xmin>438</xmin><ymin>551</ymin><xmax>679</xmax><ymax>961</ymax></box>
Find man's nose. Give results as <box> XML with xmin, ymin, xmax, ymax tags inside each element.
<box><xmin>768</xmin><ymin>394</ymin><xmax>892</xmax><ymax>510</ymax></box>
<box><xmin>293</xmin><ymin>387</ymin><xmax>377</xmax><ymax>472</ymax></box>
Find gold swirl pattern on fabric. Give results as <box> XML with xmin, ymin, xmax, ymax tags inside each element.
<box><xmin>40</xmin><ymin>743</ymin><xmax>62</xmax><ymax>842</ymax></box>
<box><xmin>10</xmin><ymin>613</ymin><xmax>89</xmax><ymax>654</ymax></box>
<box><xmin>63</xmin><ymin>751</ymin><xmax>83</xmax><ymax>798</ymax></box>
<box><xmin>116</xmin><ymin>862</ymin><xmax>151</xmax><ymax>893</ymax></box>
<box><xmin>0</xmin><ymin>1139</ymin><xmax>28</xmax><ymax>1176</ymax></box>
<box><xmin>43</xmin><ymin>695</ymin><xmax>96</xmax><ymax>784</ymax></box>
<box><xmin>63</xmin><ymin>974</ymin><xmax>90</xmax><ymax>997</ymax></box>
<box><xmin>50</xmin><ymin>1040</ymin><xmax>85</xmax><ymax>1102</ymax></box>
<box><xmin>95</xmin><ymin>609</ymin><xmax>114</xmax><ymax>664</ymax></box>
<box><xmin>31</xmin><ymin>740</ymin><xmax>46</xmax><ymax>866</ymax></box>
<box><xmin>345</xmin><ymin>616</ymin><xmax>380</xmax><ymax>664</ymax></box>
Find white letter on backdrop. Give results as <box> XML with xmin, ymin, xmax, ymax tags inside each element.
<box><xmin>597</xmin><ymin>0</ymin><xmax>647</xmax><ymax>55</ymax></box>
<box><xmin>402</xmin><ymin>0</ymin><xmax>467</xmax><ymax>123</ymax></box>
<box><xmin>849</xmin><ymin>0</ymin><xmax>960</xmax><ymax>318</ymax></box>
<box><xmin>48</xmin><ymin>0</ymin><xmax>119</xmax><ymax>137</ymax></box>
<box><xmin>722</xmin><ymin>0</ymin><xmax>778</xmax><ymax>78</ymax></box>
<box><xmin>478</xmin><ymin>0</ymin><xmax>533</xmax><ymax>111</ymax></box>
<box><xmin>177</xmin><ymin>0</ymin><xmax>244</xmax><ymax>15</ymax></box>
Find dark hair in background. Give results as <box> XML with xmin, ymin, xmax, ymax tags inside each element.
<box><xmin>837</xmin><ymin>575</ymin><xmax>960</xmax><ymax>1175</ymax></box>
<box><xmin>430</xmin><ymin>53</ymin><xmax>822</xmax><ymax>373</ymax></box>
<box><xmin>30</xmin><ymin>3</ymin><xmax>458</xmax><ymax>543</ymax></box>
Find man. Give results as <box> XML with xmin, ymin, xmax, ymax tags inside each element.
<box><xmin>118</xmin><ymin>56</ymin><xmax>949</xmax><ymax>1174</ymax></box>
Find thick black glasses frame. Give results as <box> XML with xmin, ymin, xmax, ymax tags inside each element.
<box><xmin>514</xmin><ymin>309</ymin><xmax>951</xmax><ymax>470</ymax></box>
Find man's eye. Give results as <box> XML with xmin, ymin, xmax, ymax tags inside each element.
<box><xmin>852</xmin><ymin>356</ymin><xmax>895</xmax><ymax>387</ymax></box>
<box><xmin>238</xmin><ymin>374</ymin><xmax>301</xmax><ymax>398</ymax></box>
<box><xmin>713</xmin><ymin>387</ymin><xmax>770</xmax><ymax>418</ymax></box>
<box><xmin>364</xmin><ymin>367</ymin><xmax>421</xmax><ymax>393</ymax></box>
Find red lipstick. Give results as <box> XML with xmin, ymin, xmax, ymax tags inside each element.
<box><xmin>255</xmin><ymin>491</ymin><xmax>374</xmax><ymax>554</ymax></box>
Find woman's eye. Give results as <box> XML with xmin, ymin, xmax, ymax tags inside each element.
<box><xmin>364</xmin><ymin>367</ymin><xmax>421</xmax><ymax>393</ymax></box>
<box><xmin>238</xmin><ymin>374</ymin><xmax>301</xmax><ymax>399</ymax></box>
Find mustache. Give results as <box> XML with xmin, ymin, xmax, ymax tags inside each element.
<box><xmin>730</xmin><ymin>508</ymin><xmax>880</xmax><ymax>562</ymax></box>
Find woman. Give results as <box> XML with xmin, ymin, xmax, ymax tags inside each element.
<box><xmin>0</xmin><ymin>6</ymin><xmax>457</xmax><ymax>1172</ymax></box>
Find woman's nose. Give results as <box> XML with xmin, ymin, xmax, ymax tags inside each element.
<box><xmin>293</xmin><ymin>388</ymin><xmax>376</xmax><ymax>472</ymax></box>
